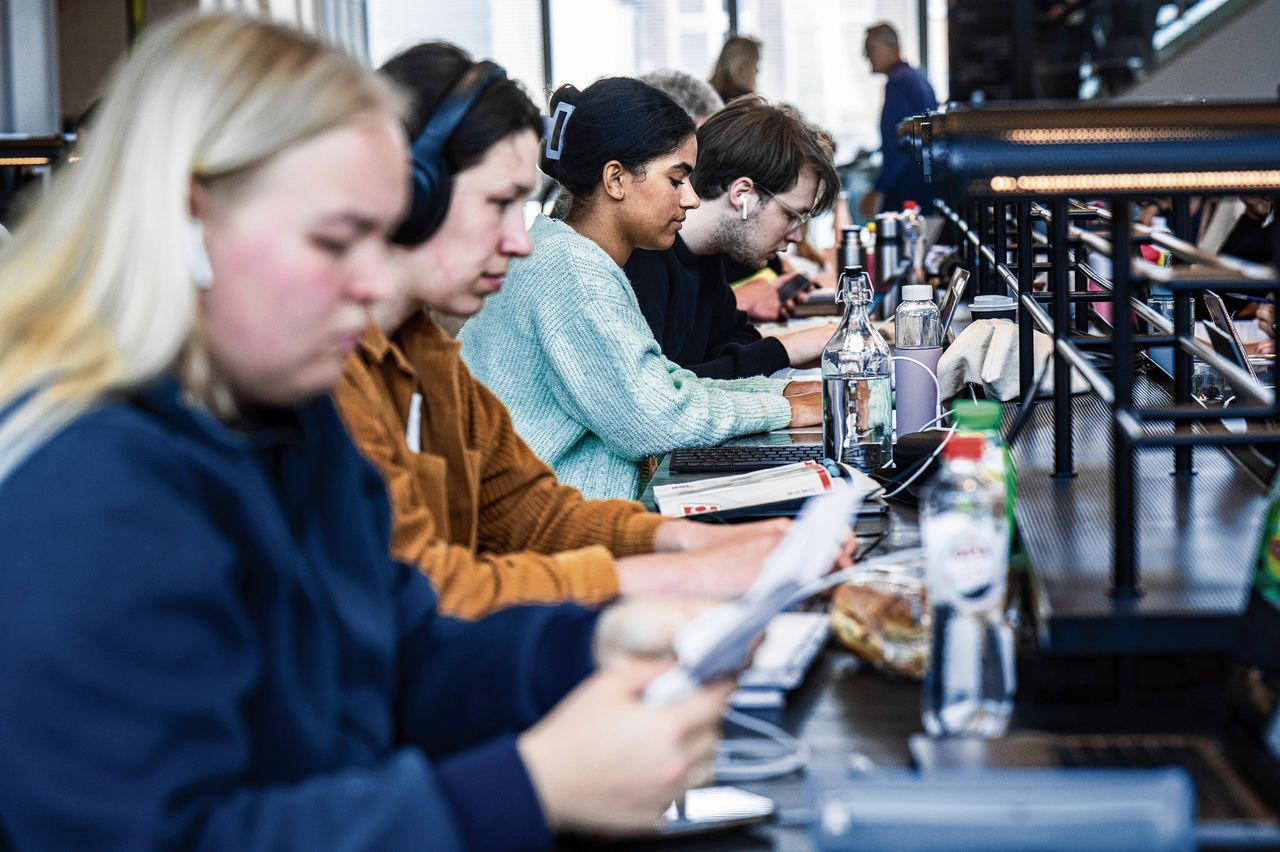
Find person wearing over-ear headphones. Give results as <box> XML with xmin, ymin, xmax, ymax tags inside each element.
<box><xmin>337</xmin><ymin>43</ymin><xmax>790</xmax><ymax>619</ymax></box>
<box><xmin>458</xmin><ymin>77</ymin><xmax>822</xmax><ymax>502</ymax></box>
<box><xmin>0</xmin><ymin>19</ymin><xmax>743</xmax><ymax>849</ymax></box>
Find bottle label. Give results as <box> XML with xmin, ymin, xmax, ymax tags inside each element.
<box><xmin>924</xmin><ymin>511</ymin><xmax>1007</xmax><ymax>613</ymax></box>
<box><xmin>1258</xmin><ymin>504</ymin><xmax>1280</xmax><ymax>605</ymax></box>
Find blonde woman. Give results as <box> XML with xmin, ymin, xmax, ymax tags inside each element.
<box><xmin>0</xmin><ymin>14</ymin><xmax>731</xmax><ymax>848</ymax></box>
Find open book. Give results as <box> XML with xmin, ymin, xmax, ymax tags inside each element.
<box><xmin>653</xmin><ymin>460</ymin><xmax>878</xmax><ymax>519</ymax></box>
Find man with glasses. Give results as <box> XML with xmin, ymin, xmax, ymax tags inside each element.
<box><xmin>623</xmin><ymin>95</ymin><xmax>841</xmax><ymax>380</ymax></box>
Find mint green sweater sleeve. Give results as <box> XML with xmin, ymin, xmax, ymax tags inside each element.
<box><xmin>459</xmin><ymin>216</ymin><xmax>792</xmax><ymax>500</ymax></box>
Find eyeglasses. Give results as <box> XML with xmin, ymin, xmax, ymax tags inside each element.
<box><xmin>758</xmin><ymin>188</ymin><xmax>814</xmax><ymax>233</ymax></box>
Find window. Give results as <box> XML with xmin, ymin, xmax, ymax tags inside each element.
<box><xmin>736</xmin><ymin>0</ymin><xmax>947</xmax><ymax>162</ymax></box>
<box><xmin>548</xmin><ymin>0</ymin><xmax>730</xmax><ymax>90</ymax></box>
<box><xmin>366</xmin><ymin>0</ymin><xmax>546</xmax><ymax>100</ymax></box>
<box><xmin>364</xmin><ymin>0</ymin><xmax>947</xmax><ymax>160</ymax></box>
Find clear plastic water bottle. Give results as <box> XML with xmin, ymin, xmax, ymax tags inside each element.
<box><xmin>951</xmin><ymin>400</ymin><xmax>1015</xmax><ymax>547</ymax></box>
<box><xmin>822</xmin><ymin>266</ymin><xmax>893</xmax><ymax>472</ymax></box>
<box><xmin>893</xmin><ymin>284</ymin><xmax>942</xmax><ymax>436</ymax></box>
<box><xmin>920</xmin><ymin>434</ymin><xmax>1015</xmax><ymax>737</ymax></box>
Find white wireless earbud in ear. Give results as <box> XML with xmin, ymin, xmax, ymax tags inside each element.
<box><xmin>187</xmin><ymin>217</ymin><xmax>214</xmax><ymax>290</ymax></box>
<box><xmin>740</xmin><ymin>194</ymin><xmax>753</xmax><ymax>221</ymax></box>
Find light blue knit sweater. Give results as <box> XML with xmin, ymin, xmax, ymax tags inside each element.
<box><xmin>459</xmin><ymin>215</ymin><xmax>793</xmax><ymax>500</ymax></box>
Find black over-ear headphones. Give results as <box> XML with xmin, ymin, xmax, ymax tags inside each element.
<box><xmin>391</xmin><ymin>59</ymin><xmax>507</xmax><ymax>246</ymax></box>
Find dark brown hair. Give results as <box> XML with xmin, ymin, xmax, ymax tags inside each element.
<box><xmin>379</xmin><ymin>42</ymin><xmax>542</xmax><ymax>174</ymax></box>
<box><xmin>691</xmin><ymin>94</ymin><xmax>839</xmax><ymax>215</ymax></box>
<box><xmin>708</xmin><ymin>36</ymin><xmax>761</xmax><ymax>101</ymax></box>
<box><xmin>541</xmin><ymin>78</ymin><xmax>694</xmax><ymax>201</ymax></box>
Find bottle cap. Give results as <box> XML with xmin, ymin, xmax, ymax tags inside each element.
<box><xmin>902</xmin><ymin>284</ymin><xmax>933</xmax><ymax>302</ymax></box>
<box><xmin>952</xmin><ymin>400</ymin><xmax>1002</xmax><ymax>431</ymax></box>
<box><xmin>943</xmin><ymin>433</ymin><xmax>985</xmax><ymax>461</ymax></box>
<box><xmin>902</xmin><ymin>200</ymin><xmax>918</xmax><ymax>210</ymax></box>
<box><xmin>843</xmin><ymin>265</ymin><xmax>865</xmax><ymax>277</ymax></box>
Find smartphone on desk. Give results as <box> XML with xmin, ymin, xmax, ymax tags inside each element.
<box><xmin>662</xmin><ymin>786</ymin><xmax>775</xmax><ymax>835</ymax></box>
<box><xmin>776</xmin><ymin>273</ymin><xmax>818</xmax><ymax>305</ymax></box>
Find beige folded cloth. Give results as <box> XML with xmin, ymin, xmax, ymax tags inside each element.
<box><xmin>938</xmin><ymin>319</ymin><xmax>1089</xmax><ymax>402</ymax></box>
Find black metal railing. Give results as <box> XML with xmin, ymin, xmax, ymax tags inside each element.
<box><xmin>935</xmin><ymin>193</ymin><xmax>1280</xmax><ymax>601</ymax></box>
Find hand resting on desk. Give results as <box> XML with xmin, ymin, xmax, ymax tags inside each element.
<box><xmin>783</xmin><ymin>382</ymin><xmax>822</xmax><ymax>428</ymax></box>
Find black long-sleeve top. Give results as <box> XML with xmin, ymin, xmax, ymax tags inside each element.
<box><xmin>623</xmin><ymin>235</ymin><xmax>789</xmax><ymax>380</ymax></box>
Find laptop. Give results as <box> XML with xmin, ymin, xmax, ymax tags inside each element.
<box><xmin>938</xmin><ymin>266</ymin><xmax>972</xmax><ymax>340</ymax></box>
<box><xmin>1203</xmin><ymin>290</ymin><xmax>1259</xmax><ymax>379</ymax></box>
<box><xmin>868</xmin><ymin>263</ymin><xmax>967</xmax><ymax>344</ymax></box>
<box><xmin>810</xmin><ymin>766</ymin><xmax>1198</xmax><ymax>851</ymax></box>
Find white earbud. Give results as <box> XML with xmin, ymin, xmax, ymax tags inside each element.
<box><xmin>740</xmin><ymin>194</ymin><xmax>753</xmax><ymax>221</ymax></box>
<box><xmin>187</xmin><ymin>217</ymin><xmax>214</xmax><ymax>290</ymax></box>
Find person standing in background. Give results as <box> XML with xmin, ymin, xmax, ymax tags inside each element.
<box><xmin>858</xmin><ymin>22</ymin><xmax>938</xmax><ymax>218</ymax></box>
<box><xmin>708</xmin><ymin>35</ymin><xmax>761</xmax><ymax>103</ymax></box>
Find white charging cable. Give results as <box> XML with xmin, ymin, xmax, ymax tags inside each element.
<box><xmin>714</xmin><ymin>708</ymin><xmax>811</xmax><ymax>782</ymax></box>
<box><xmin>882</xmin><ymin>422</ymin><xmax>958</xmax><ymax>499</ymax></box>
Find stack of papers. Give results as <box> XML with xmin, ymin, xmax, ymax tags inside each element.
<box><xmin>653</xmin><ymin>460</ymin><xmax>846</xmax><ymax>518</ymax></box>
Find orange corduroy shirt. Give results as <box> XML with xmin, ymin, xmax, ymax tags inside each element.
<box><xmin>335</xmin><ymin>310</ymin><xmax>665</xmax><ymax>619</ymax></box>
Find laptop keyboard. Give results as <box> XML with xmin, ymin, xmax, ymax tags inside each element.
<box><xmin>669</xmin><ymin>445</ymin><xmax>825</xmax><ymax>473</ymax></box>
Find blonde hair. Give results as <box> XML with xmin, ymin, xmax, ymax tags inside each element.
<box><xmin>0</xmin><ymin>12</ymin><xmax>403</xmax><ymax>483</ymax></box>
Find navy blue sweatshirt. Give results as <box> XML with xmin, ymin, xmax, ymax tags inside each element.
<box><xmin>876</xmin><ymin>62</ymin><xmax>939</xmax><ymax>212</ymax></box>
<box><xmin>624</xmin><ymin>235</ymin><xmax>789</xmax><ymax>379</ymax></box>
<box><xmin>0</xmin><ymin>377</ymin><xmax>596</xmax><ymax>850</ymax></box>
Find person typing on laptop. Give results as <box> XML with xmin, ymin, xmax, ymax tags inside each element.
<box><xmin>623</xmin><ymin>96</ymin><xmax>841</xmax><ymax>380</ymax></box>
<box><xmin>459</xmin><ymin>78</ymin><xmax>821</xmax><ymax>501</ymax></box>
<box><xmin>337</xmin><ymin>44</ymin><xmax>793</xmax><ymax>618</ymax></box>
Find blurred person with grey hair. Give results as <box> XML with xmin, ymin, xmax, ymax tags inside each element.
<box><xmin>639</xmin><ymin>69</ymin><xmax>723</xmax><ymax>127</ymax></box>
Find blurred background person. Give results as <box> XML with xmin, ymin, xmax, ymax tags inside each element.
<box><xmin>639</xmin><ymin>69</ymin><xmax>724</xmax><ymax>128</ymax></box>
<box><xmin>708</xmin><ymin>34</ymin><xmax>761</xmax><ymax>103</ymax></box>
<box><xmin>858</xmin><ymin>22</ymin><xmax>938</xmax><ymax>218</ymax></box>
